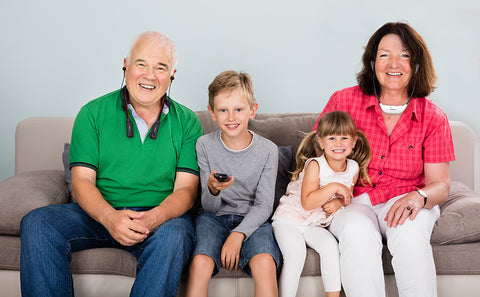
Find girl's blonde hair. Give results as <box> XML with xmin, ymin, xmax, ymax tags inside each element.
<box><xmin>292</xmin><ymin>111</ymin><xmax>372</xmax><ymax>186</ymax></box>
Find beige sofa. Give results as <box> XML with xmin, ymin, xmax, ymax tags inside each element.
<box><xmin>1</xmin><ymin>111</ymin><xmax>480</xmax><ymax>297</ymax></box>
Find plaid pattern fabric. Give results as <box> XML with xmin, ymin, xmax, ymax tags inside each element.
<box><xmin>314</xmin><ymin>86</ymin><xmax>455</xmax><ymax>205</ymax></box>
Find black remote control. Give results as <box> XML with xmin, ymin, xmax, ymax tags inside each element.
<box><xmin>214</xmin><ymin>173</ymin><xmax>230</xmax><ymax>182</ymax></box>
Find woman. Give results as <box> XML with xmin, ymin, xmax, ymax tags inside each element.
<box><xmin>314</xmin><ymin>22</ymin><xmax>455</xmax><ymax>297</ymax></box>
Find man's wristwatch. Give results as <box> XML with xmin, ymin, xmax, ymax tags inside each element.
<box><xmin>416</xmin><ymin>189</ymin><xmax>428</xmax><ymax>207</ymax></box>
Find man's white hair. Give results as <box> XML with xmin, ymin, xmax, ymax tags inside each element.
<box><xmin>125</xmin><ymin>31</ymin><xmax>177</xmax><ymax>74</ymax></box>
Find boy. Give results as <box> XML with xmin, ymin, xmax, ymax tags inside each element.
<box><xmin>186</xmin><ymin>71</ymin><xmax>279</xmax><ymax>297</ymax></box>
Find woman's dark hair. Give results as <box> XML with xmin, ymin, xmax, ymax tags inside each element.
<box><xmin>357</xmin><ymin>22</ymin><xmax>437</xmax><ymax>98</ymax></box>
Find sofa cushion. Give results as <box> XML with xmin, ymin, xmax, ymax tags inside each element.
<box><xmin>274</xmin><ymin>146</ymin><xmax>293</xmax><ymax>211</ymax></box>
<box><xmin>248</xmin><ymin>113</ymin><xmax>320</xmax><ymax>149</ymax></box>
<box><xmin>0</xmin><ymin>170</ymin><xmax>70</xmax><ymax>235</ymax></box>
<box><xmin>431</xmin><ymin>181</ymin><xmax>480</xmax><ymax>245</ymax></box>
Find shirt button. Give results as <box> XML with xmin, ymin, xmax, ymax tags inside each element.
<box><xmin>378</xmin><ymin>171</ymin><xmax>382</xmax><ymax>175</ymax></box>
<box><xmin>381</xmin><ymin>155</ymin><xmax>385</xmax><ymax>159</ymax></box>
<box><xmin>373</xmin><ymin>184</ymin><xmax>376</xmax><ymax>188</ymax></box>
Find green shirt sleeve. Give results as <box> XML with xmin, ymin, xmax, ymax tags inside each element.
<box><xmin>69</xmin><ymin>105</ymin><xmax>99</xmax><ymax>171</ymax></box>
<box><xmin>176</xmin><ymin>109</ymin><xmax>203</xmax><ymax>176</ymax></box>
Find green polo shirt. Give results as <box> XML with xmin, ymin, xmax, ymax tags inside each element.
<box><xmin>70</xmin><ymin>89</ymin><xmax>203</xmax><ymax>208</ymax></box>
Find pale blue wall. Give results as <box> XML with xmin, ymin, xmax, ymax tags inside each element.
<box><xmin>1</xmin><ymin>0</ymin><xmax>479</xmax><ymax>181</ymax></box>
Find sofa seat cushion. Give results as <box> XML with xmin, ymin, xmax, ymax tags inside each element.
<box><xmin>0</xmin><ymin>236</ymin><xmax>20</xmax><ymax>270</ymax></box>
<box><xmin>0</xmin><ymin>170</ymin><xmax>69</xmax><ymax>235</ymax></box>
<box><xmin>431</xmin><ymin>181</ymin><xmax>480</xmax><ymax>245</ymax></box>
<box><xmin>71</xmin><ymin>248</ymin><xmax>137</xmax><ymax>277</ymax></box>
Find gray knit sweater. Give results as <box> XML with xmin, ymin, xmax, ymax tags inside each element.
<box><xmin>195</xmin><ymin>130</ymin><xmax>278</xmax><ymax>239</ymax></box>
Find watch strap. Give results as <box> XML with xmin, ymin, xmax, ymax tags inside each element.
<box><xmin>416</xmin><ymin>189</ymin><xmax>427</xmax><ymax>206</ymax></box>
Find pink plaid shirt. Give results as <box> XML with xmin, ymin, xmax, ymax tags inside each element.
<box><xmin>314</xmin><ymin>86</ymin><xmax>455</xmax><ymax>205</ymax></box>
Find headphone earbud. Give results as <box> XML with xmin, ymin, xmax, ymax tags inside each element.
<box><xmin>370</xmin><ymin>61</ymin><xmax>375</xmax><ymax>71</ymax></box>
<box><xmin>170</xmin><ymin>76</ymin><xmax>175</xmax><ymax>81</ymax></box>
<box><xmin>415</xmin><ymin>64</ymin><xmax>419</xmax><ymax>74</ymax></box>
<box><xmin>122</xmin><ymin>66</ymin><xmax>126</xmax><ymax>71</ymax></box>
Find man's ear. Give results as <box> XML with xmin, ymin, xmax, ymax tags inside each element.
<box><xmin>249</xmin><ymin>103</ymin><xmax>259</xmax><ymax>119</ymax></box>
<box><xmin>207</xmin><ymin>105</ymin><xmax>217</xmax><ymax>122</ymax></box>
<box><xmin>123</xmin><ymin>58</ymin><xmax>128</xmax><ymax>74</ymax></box>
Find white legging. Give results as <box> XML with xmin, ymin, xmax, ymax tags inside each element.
<box><xmin>272</xmin><ymin>219</ymin><xmax>341</xmax><ymax>297</ymax></box>
<box><xmin>328</xmin><ymin>193</ymin><xmax>440</xmax><ymax>297</ymax></box>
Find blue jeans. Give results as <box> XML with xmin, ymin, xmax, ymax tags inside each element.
<box><xmin>192</xmin><ymin>211</ymin><xmax>279</xmax><ymax>276</ymax></box>
<box><xmin>20</xmin><ymin>203</ymin><xmax>195</xmax><ymax>297</ymax></box>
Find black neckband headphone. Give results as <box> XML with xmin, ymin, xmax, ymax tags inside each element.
<box><xmin>120</xmin><ymin>66</ymin><xmax>174</xmax><ymax>139</ymax></box>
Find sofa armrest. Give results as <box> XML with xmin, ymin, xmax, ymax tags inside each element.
<box><xmin>0</xmin><ymin>170</ymin><xmax>69</xmax><ymax>235</ymax></box>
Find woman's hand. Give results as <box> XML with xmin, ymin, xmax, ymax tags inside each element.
<box><xmin>384</xmin><ymin>191</ymin><xmax>423</xmax><ymax>228</ymax></box>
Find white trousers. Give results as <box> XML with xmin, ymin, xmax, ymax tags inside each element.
<box><xmin>272</xmin><ymin>219</ymin><xmax>341</xmax><ymax>297</ymax></box>
<box><xmin>328</xmin><ymin>193</ymin><xmax>440</xmax><ymax>297</ymax></box>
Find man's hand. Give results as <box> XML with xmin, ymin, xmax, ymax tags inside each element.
<box><xmin>102</xmin><ymin>209</ymin><xmax>150</xmax><ymax>246</ymax></box>
<box><xmin>221</xmin><ymin>232</ymin><xmax>245</xmax><ymax>270</ymax></box>
<box><xmin>131</xmin><ymin>209</ymin><xmax>165</xmax><ymax>234</ymax></box>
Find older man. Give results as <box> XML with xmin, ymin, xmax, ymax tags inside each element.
<box><xmin>20</xmin><ymin>32</ymin><xmax>202</xmax><ymax>297</ymax></box>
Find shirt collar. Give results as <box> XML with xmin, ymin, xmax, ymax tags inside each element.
<box><xmin>364</xmin><ymin>92</ymin><xmax>421</xmax><ymax>122</ymax></box>
<box><xmin>121</xmin><ymin>86</ymin><xmax>171</xmax><ymax>116</ymax></box>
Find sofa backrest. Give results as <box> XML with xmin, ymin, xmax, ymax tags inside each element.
<box><xmin>15</xmin><ymin>114</ymin><xmax>479</xmax><ymax>192</ymax></box>
<box><xmin>15</xmin><ymin>117</ymin><xmax>74</xmax><ymax>175</ymax></box>
<box><xmin>449</xmin><ymin>121</ymin><xmax>478</xmax><ymax>192</ymax></box>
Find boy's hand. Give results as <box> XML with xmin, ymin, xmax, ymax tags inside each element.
<box><xmin>208</xmin><ymin>172</ymin><xmax>234</xmax><ymax>196</ymax></box>
<box><xmin>221</xmin><ymin>231</ymin><xmax>245</xmax><ymax>270</ymax></box>
<box><xmin>322</xmin><ymin>198</ymin><xmax>345</xmax><ymax>214</ymax></box>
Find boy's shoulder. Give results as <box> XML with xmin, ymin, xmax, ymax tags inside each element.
<box><xmin>196</xmin><ymin>130</ymin><xmax>222</xmax><ymax>151</ymax></box>
<box><xmin>253</xmin><ymin>131</ymin><xmax>278</xmax><ymax>151</ymax></box>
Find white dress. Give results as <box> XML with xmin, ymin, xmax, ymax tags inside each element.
<box><xmin>272</xmin><ymin>154</ymin><xmax>358</xmax><ymax>227</ymax></box>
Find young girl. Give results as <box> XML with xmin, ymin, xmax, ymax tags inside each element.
<box><xmin>272</xmin><ymin>111</ymin><xmax>371</xmax><ymax>297</ymax></box>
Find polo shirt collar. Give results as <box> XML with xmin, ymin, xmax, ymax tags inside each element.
<box><xmin>121</xmin><ymin>86</ymin><xmax>171</xmax><ymax>116</ymax></box>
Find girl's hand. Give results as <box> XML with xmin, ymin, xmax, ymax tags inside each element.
<box><xmin>322</xmin><ymin>198</ymin><xmax>345</xmax><ymax>214</ymax></box>
<box><xmin>328</xmin><ymin>182</ymin><xmax>353</xmax><ymax>205</ymax></box>
<box><xmin>207</xmin><ymin>172</ymin><xmax>234</xmax><ymax>196</ymax></box>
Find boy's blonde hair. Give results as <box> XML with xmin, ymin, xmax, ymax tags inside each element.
<box><xmin>292</xmin><ymin>111</ymin><xmax>372</xmax><ymax>186</ymax></box>
<box><xmin>208</xmin><ymin>71</ymin><xmax>256</xmax><ymax>109</ymax></box>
